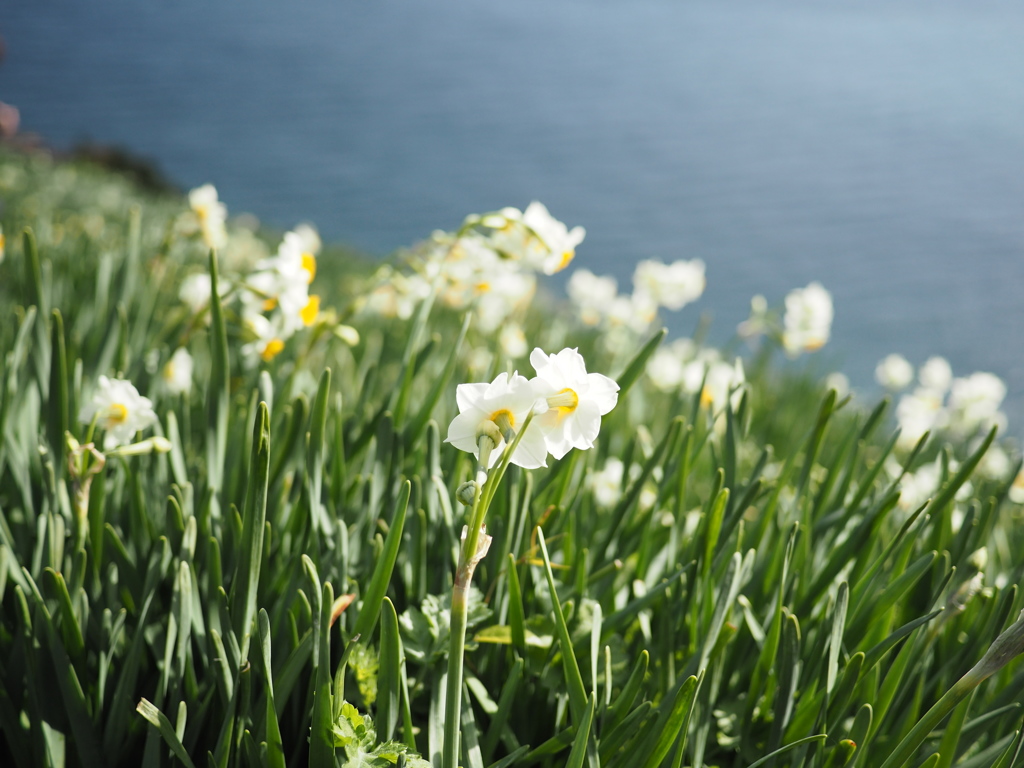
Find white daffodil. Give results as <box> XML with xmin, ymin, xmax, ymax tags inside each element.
<box><xmin>918</xmin><ymin>356</ymin><xmax>952</xmax><ymax>393</ymax></box>
<box><xmin>529</xmin><ymin>347</ymin><xmax>619</xmax><ymax>460</ymax></box>
<box><xmin>825</xmin><ymin>372</ymin><xmax>851</xmax><ymax>399</ymax></box>
<box><xmin>179</xmin><ymin>272</ymin><xmax>227</xmax><ymax>315</ymax></box>
<box><xmin>646</xmin><ymin>346</ymin><xmax>686</xmax><ymax>392</ymax></box>
<box><xmin>947</xmin><ymin>372</ymin><xmax>1007</xmax><ymax>437</ymax></box>
<box><xmin>632</xmin><ymin>258</ymin><xmax>706</xmax><ymax>311</ymax></box>
<box><xmin>499</xmin><ymin>323</ymin><xmax>528</xmax><ymax>359</ymax></box>
<box><xmin>895</xmin><ymin>387</ymin><xmax>946</xmax><ymax>449</ymax></box>
<box><xmin>79</xmin><ymin>376</ymin><xmax>158</xmax><ymax>450</ymax></box>
<box><xmin>241</xmin><ymin>313</ymin><xmax>287</xmax><ymax>364</ymax></box>
<box><xmin>875</xmin><ymin>354</ymin><xmax>914</xmax><ymax>390</ymax></box>
<box><xmin>520</xmin><ymin>201</ymin><xmax>586</xmax><ymax>274</ymax></box>
<box><xmin>782</xmin><ymin>282</ymin><xmax>833</xmax><ymax>356</ymax></box>
<box><xmin>188</xmin><ymin>184</ymin><xmax>228</xmax><ymax>250</ymax></box>
<box><xmin>446</xmin><ymin>372</ymin><xmax>549</xmax><ymax>469</ymax></box>
<box><xmin>162</xmin><ymin>347</ymin><xmax>193</xmax><ymax>395</ymax></box>
<box><xmin>566</xmin><ymin>269</ymin><xmax>618</xmax><ymax>326</ymax></box>
<box><xmin>588</xmin><ymin>457</ymin><xmax>625</xmax><ymax>508</ymax></box>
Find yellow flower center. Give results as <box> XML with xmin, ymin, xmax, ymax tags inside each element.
<box><xmin>107</xmin><ymin>403</ymin><xmax>129</xmax><ymax>424</ymax></box>
<box><xmin>262</xmin><ymin>338</ymin><xmax>285</xmax><ymax>361</ymax></box>
<box><xmin>700</xmin><ymin>387</ymin><xmax>714</xmax><ymax>408</ymax></box>
<box><xmin>263</xmin><ymin>297</ymin><xmax>278</xmax><ymax>311</ymax></box>
<box><xmin>556</xmin><ymin>250</ymin><xmax>574</xmax><ymax>272</ymax></box>
<box><xmin>300</xmin><ymin>295</ymin><xmax>320</xmax><ymax>326</ymax></box>
<box><xmin>301</xmin><ymin>252</ymin><xmax>317</xmax><ymax>283</ymax></box>
<box><xmin>488</xmin><ymin>409</ymin><xmax>516</xmax><ymax>435</ymax></box>
<box><xmin>546</xmin><ymin>388</ymin><xmax>579</xmax><ymax>416</ymax></box>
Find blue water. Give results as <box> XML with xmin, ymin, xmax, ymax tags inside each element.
<box><xmin>3</xmin><ymin>0</ymin><xmax>1024</xmax><ymax>427</ymax></box>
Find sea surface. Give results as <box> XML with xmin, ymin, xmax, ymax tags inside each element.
<box><xmin>3</xmin><ymin>0</ymin><xmax>1023</xmax><ymax>429</ymax></box>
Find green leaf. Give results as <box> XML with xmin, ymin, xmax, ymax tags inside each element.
<box><xmin>205</xmin><ymin>249</ymin><xmax>229</xmax><ymax>492</ymax></box>
<box><xmin>537</xmin><ymin>527</ymin><xmax>589</xmax><ymax>724</ymax></box>
<box><xmin>230</xmin><ymin>401</ymin><xmax>271</xmax><ymax>662</ymax></box>
<box><xmin>377</xmin><ymin>597</ymin><xmax>401</xmax><ymax>745</ymax></box>
<box><xmin>353</xmin><ymin>480</ymin><xmax>411</xmax><ymax>641</ymax></box>
<box><xmin>137</xmin><ymin>699</ymin><xmax>199</xmax><ymax>768</ymax></box>
<box><xmin>614</xmin><ymin>327</ymin><xmax>666</xmax><ymax>399</ymax></box>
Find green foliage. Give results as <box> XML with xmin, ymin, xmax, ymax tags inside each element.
<box><xmin>0</xmin><ymin>146</ymin><xmax>1023</xmax><ymax>768</ymax></box>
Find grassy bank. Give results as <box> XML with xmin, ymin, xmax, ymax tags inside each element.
<box><xmin>1</xmin><ymin>146</ymin><xmax>1023</xmax><ymax>768</ymax></box>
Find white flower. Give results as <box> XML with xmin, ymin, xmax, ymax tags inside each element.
<box><xmin>702</xmin><ymin>357</ymin><xmax>745</xmax><ymax>411</ymax></box>
<box><xmin>499</xmin><ymin>323</ymin><xmax>528</xmax><ymax>359</ymax></box>
<box><xmin>445</xmin><ymin>372</ymin><xmax>549</xmax><ymax>469</ymax></box>
<box><xmin>919</xmin><ymin>356</ymin><xmax>952</xmax><ymax>393</ymax></box>
<box><xmin>825</xmin><ymin>372</ymin><xmax>851</xmax><ymax>398</ymax></box>
<box><xmin>875</xmin><ymin>354</ymin><xmax>914</xmax><ymax>390</ymax></box>
<box><xmin>179</xmin><ymin>273</ymin><xmax>223</xmax><ymax>315</ymax></box>
<box><xmin>738</xmin><ymin>294</ymin><xmax>769</xmax><ymax>339</ymax></box>
<box><xmin>1010</xmin><ymin>467</ymin><xmax>1024</xmax><ymax>505</ymax></box>
<box><xmin>241</xmin><ymin>313</ymin><xmax>287</xmax><ymax>364</ymax></box>
<box><xmin>567</xmin><ymin>269</ymin><xmax>618</xmax><ymax>326</ymax></box>
<box><xmin>188</xmin><ymin>184</ymin><xmax>228</xmax><ymax>250</ymax></box>
<box><xmin>529</xmin><ymin>347</ymin><xmax>619</xmax><ymax>460</ymax></box>
<box><xmin>632</xmin><ymin>259</ymin><xmax>706</xmax><ymax>311</ymax></box>
<box><xmin>79</xmin><ymin>376</ymin><xmax>158</xmax><ymax>450</ymax></box>
<box><xmin>896</xmin><ymin>388</ymin><xmax>946</xmax><ymax>449</ymax></box>
<box><xmin>947</xmin><ymin>372</ymin><xmax>1006</xmax><ymax>437</ymax></box>
<box><xmin>782</xmin><ymin>282</ymin><xmax>833</xmax><ymax>356</ymax></box>
<box><xmin>520</xmin><ymin>201</ymin><xmax>586</xmax><ymax>274</ymax></box>
<box><xmin>162</xmin><ymin>348</ymin><xmax>193</xmax><ymax>395</ymax></box>
<box><xmin>588</xmin><ymin>458</ymin><xmax>624</xmax><ymax>507</ymax></box>
<box><xmin>646</xmin><ymin>347</ymin><xmax>685</xmax><ymax>392</ymax></box>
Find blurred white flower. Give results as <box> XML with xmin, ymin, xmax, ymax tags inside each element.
<box><xmin>567</xmin><ymin>269</ymin><xmax>618</xmax><ymax>326</ymax></box>
<box><xmin>647</xmin><ymin>346</ymin><xmax>686</xmax><ymax>392</ymax></box>
<box><xmin>179</xmin><ymin>273</ymin><xmax>225</xmax><ymax>315</ymax></box>
<box><xmin>896</xmin><ymin>388</ymin><xmax>945</xmax><ymax>449</ymax></box>
<box><xmin>188</xmin><ymin>184</ymin><xmax>228</xmax><ymax>250</ymax></box>
<box><xmin>79</xmin><ymin>376</ymin><xmax>158</xmax><ymax>450</ymax></box>
<box><xmin>588</xmin><ymin>457</ymin><xmax>625</xmax><ymax>508</ymax></box>
<box><xmin>782</xmin><ymin>282</ymin><xmax>833</xmax><ymax>356</ymax></box>
<box><xmin>737</xmin><ymin>294</ymin><xmax>769</xmax><ymax>339</ymax></box>
<box><xmin>825</xmin><ymin>372</ymin><xmax>851</xmax><ymax>398</ymax></box>
<box><xmin>947</xmin><ymin>372</ymin><xmax>1006</xmax><ymax>437</ymax></box>
<box><xmin>918</xmin><ymin>356</ymin><xmax>953</xmax><ymax>394</ymax></box>
<box><xmin>242</xmin><ymin>313</ymin><xmax>286</xmax><ymax>364</ymax></box>
<box><xmin>632</xmin><ymin>259</ymin><xmax>706</xmax><ymax>311</ymax></box>
<box><xmin>1010</xmin><ymin>467</ymin><xmax>1024</xmax><ymax>504</ymax></box>
<box><xmin>529</xmin><ymin>347</ymin><xmax>620</xmax><ymax>460</ymax></box>
<box><xmin>499</xmin><ymin>323</ymin><xmax>528</xmax><ymax>359</ymax></box>
<box><xmin>702</xmin><ymin>357</ymin><xmax>746</xmax><ymax>411</ymax></box>
<box><xmin>975</xmin><ymin>440</ymin><xmax>1013</xmax><ymax>480</ymax></box>
<box><xmin>875</xmin><ymin>354</ymin><xmax>914</xmax><ymax>390</ymax></box>
<box><xmin>162</xmin><ymin>347</ymin><xmax>193</xmax><ymax>395</ymax></box>
<box><xmin>606</xmin><ymin>292</ymin><xmax>658</xmax><ymax>335</ymax></box>
<box><xmin>446</xmin><ymin>372</ymin><xmax>549</xmax><ymax>469</ymax></box>
<box><xmin>520</xmin><ymin>201</ymin><xmax>586</xmax><ymax>274</ymax></box>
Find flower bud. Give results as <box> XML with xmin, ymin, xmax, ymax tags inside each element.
<box><xmin>456</xmin><ymin>481</ymin><xmax>478</xmax><ymax>507</ymax></box>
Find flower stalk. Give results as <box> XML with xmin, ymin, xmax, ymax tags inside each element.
<box><xmin>441</xmin><ymin>412</ymin><xmax>534</xmax><ymax>768</ymax></box>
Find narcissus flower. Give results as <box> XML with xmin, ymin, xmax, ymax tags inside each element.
<box><xmin>162</xmin><ymin>347</ymin><xmax>193</xmax><ymax>395</ymax></box>
<box><xmin>782</xmin><ymin>282</ymin><xmax>833</xmax><ymax>356</ymax></box>
<box><xmin>79</xmin><ymin>376</ymin><xmax>158</xmax><ymax>450</ymax></box>
<box><xmin>875</xmin><ymin>354</ymin><xmax>914</xmax><ymax>390</ymax></box>
<box><xmin>632</xmin><ymin>258</ymin><xmax>706</xmax><ymax>311</ymax></box>
<box><xmin>188</xmin><ymin>184</ymin><xmax>228</xmax><ymax>250</ymax></box>
<box><xmin>445</xmin><ymin>372</ymin><xmax>549</xmax><ymax>469</ymax></box>
<box><xmin>529</xmin><ymin>347</ymin><xmax>619</xmax><ymax>460</ymax></box>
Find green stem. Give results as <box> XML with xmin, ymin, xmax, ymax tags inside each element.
<box><xmin>443</xmin><ymin>487</ymin><xmax>482</xmax><ymax>768</ymax></box>
<box><xmin>876</xmin><ymin>672</ymin><xmax>979</xmax><ymax>768</ymax></box>
<box><xmin>442</xmin><ymin>411</ymin><xmax>536</xmax><ymax>768</ymax></box>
